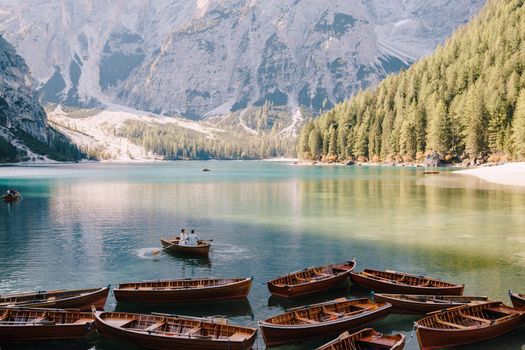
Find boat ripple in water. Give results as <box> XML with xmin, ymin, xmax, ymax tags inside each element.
<box><xmin>213</xmin><ymin>244</ymin><xmax>250</xmax><ymax>261</ymax></box>
<box><xmin>136</xmin><ymin>247</ymin><xmax>162</xmax><ymax>259</ymax></box>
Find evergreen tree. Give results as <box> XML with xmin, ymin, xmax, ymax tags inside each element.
<box><xmin>308</xmin><ymin>128</ymin><xmax>323</xmax><ymax>160</ymax></box>
<box><xmin>512</xmin><ymin>90</ymin><xmax>525</xmax><ymax>159</ymax></box>
<box><xmin>426</xmin><ymin>99</ymin><xmax>450</xmax><ymax>155</ymax></box>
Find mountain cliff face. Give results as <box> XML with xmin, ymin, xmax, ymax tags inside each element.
<box><xmin>0</xmin><ymin>0</ymin><xmax>485</xmax><ymax>121</ymax></box>
<box><xmin>0</xmin><ymin>34</ymin><xmax>52</xmax><ymax>161</ymax></box>
<box><xmin>0</xmin><ymin>35</ymin><xmax>49</xmax><ymax>143</ymax></box>
<box><xmin>0</xmin><ymin>35</ymin><xmax>83</xmax><ymax>162</ymax></box>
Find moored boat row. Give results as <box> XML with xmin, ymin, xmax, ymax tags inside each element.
<box><xmin>267</xmin><ymin>260</ymin><xmax>356</xmax><ymax>298</ymax></box>
<box><xmin>93</xmin><ymin>308</ymin><xmax>257</xmax><ymax>350</ymax></box>
<box><xmin>415</xmin><ymin>301</ymin><xmax>525</xmax><ymax>349</ymax></box>
<box><xmin>0</xmin><ymin>307</ymin><xmax>96</xmax><ymax>341</ymax></box>
<box><xmin>259</xmin><ymin>297</ymin><xmax>391</xmax><ymax>347</ymax></box>
<box><xmin>373</xmin><ymin>294</ymin><xmax>490</xmax><ymax>314</ymax></box>
<box><xmin>114</xmin><ymin>277</ymin><xmax>253</xmax><ymax>303</ymax></box>
<box><xmin>0</xmin><ymin>287</ymin><xmax>109</xmax><ymax>310</ymax></box>
<box><xmin>1</xmin><ymin>258</ymin><xmax>523</xmax><ymax>349</ymax></box>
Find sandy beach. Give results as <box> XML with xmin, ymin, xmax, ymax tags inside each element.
<box><xmin>456</xmin><ymin>162</ymin><xmax>525</xmax><ymax>187</ymax></box>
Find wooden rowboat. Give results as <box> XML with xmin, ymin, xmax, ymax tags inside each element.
<box><xmin>350</xmin><ymin>269</ymin><xmax>464</xmax><ymax>295</ymax></box>
<box><xmin>161</xmin><ymin>237</ymin><xmax>211</xmax><ymax>257</ymax></box>
<box><xmin>267</xmin><ymin>260</ymin><xmax>356</xmax><ymax>298</ymax></box>
<box><xmin>415</xmin><ymin>301</ymin><xmax>525</xmax><ymax>349</ymax></box>
<box><xmin>259</xmin><ymin>297</ymin><xmax>391</xmax><ymax>347</ymax></box>
<box><xmin>508</xmin><ymin>290</ymin><xmax>525</xmax><ymax>308</ymax></box>
<box><xmin>93</xmin><ymin>309</ymin><xmax>257</xmax><ymax>350</ymax></box>
<box><xmin>373</xmin><ymin>294</ymin><xmax>489</xmax><ymax>314</ymax></box>
<box><xmin>2</xmin><ymin>190</ymin><xmax>21</xmax><ymax>203</ymax></box>
<box><xmin>114</xmin><ymin>278</ymin><xmax>252</xmax><ymax>303</ymax></box>
<box><xmin>0</xmin><ymin>287</ymin><xmax>109</xmax><ymax>310</ymax></box>
<box><xmin>0</xmin><ymin>307</ymin><xmax>95</xmax><ymax>341</ymax></box>
<box><xmin>316</xmin><ymin>328</ymin><xmax>406</xmax><ymax>350</ymax></box>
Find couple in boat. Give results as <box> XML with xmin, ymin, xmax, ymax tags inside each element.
<box><xmin>178</xmin><ymin>229</ymin><xmax>200</xmax><ymax>246</ymax></box>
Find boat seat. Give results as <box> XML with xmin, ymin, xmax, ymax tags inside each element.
<box><xmin>294</xmin><ymin>316</ymin><xmax>318</xmax><ymax>324</ymax></box>
<box><xmin>322</xmin><ymin>309</ymin><xmax>342</xmax><ymax>318</ymax></box>
<box><xmin>145</xmin><ymin>322</ymin><xmax>166</xmax><ymax>331</ymax></box>
<box><xmin>486</xmin><ymin>306</ymin><xmax>515</xmax><ymax>315</ymax></box>
<box><xmin>357</xmin><ymin>336</ymin><xmax>395</xmax><ymax>348</ymax></box>
<box><xmin>185</xmin><ymin>326</ymin><xmax>203</xmax><ymax>336</ymax></box>
<box><xmin>458</xmin><ymin>314</ymin><xmax>490</xmax><ymax>324</ymax></box>
<box><xmin>344</xmin><ymin>306</ymin><xmax>374</xmax><ymax>316</ymax></box>
<box><xmin>229</xmin><ymin>332</ymin><xmax>248</xmax><ymax>341</ymax></box>
<box><xmin>436</xmin><ymin>319</ymin><xmax>468</xmax><ymax>329</ymax></box>
<box><xmin>74</xmin><ymin>318</ymin><xmax>94</xmax><ymax>324</ymax></box>
<box><xmin>315</xmin><ymin>273</ymin><xmax>331</xmax><ymax>278</ymax></box>
<box><xmin>31</xmin><ymin>317</ymin><xmax>47</xmax><ymax>324</ymax></box>
<box><xmin>108</xmin><ymin>318</ymin><xmax>138</xmax><ymax>327</ymax></box>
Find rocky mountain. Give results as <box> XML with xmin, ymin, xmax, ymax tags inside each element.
<box><xmin>0</xmin><ymin>35</ymin><xmax>82</xmax><ymax>162</ymax></box>
<box><xmin>0</xmin><ymin>36</ymin><xmax>48</xmax><ymax>142</ymax></box>
<box><xmin>0</xmin><ymin>0</ymin><xmax>485</xmax><ymax>122</ymax></box>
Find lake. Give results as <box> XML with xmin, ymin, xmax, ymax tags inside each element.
<box><xmin>0</xmin><ymin>161</ymin><xmax>524</xmax><ymax>350</ymax></box>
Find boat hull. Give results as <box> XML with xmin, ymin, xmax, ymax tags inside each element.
<box><xmin>260</xmin><ymin>304</ymin><xmax>391</xmax><ymax>347</ymax></box>
<box><xmin>509</xmin><ymin>291</ymin><xmax>525</xmax><ymax>308</ymax></box>
<box><xmin>31</xmin><ymin>288</ymin><xmax>108</xmax><ymax>310</ymax></box>
<box><xmin>416</xmin><ymin>314</ymin><xmax>525</xmax><ymax>349</ymax></box>
<box><xmin>114</xmin><ymin>279</ymin><xmax>252</xmax><ymax>303</ymax></box>
<box><xmin>161</xmin><ymin>238</ymin><xmax>210</xmax><ymax>257</ymax></box>
<box><xmin>350</xmin><ymin>273</ymin><xmax>464</xmax><ymax>295</ymax></box>
<box><xmin>267</xmin><ymin>272</ymin><xmax>350</xmax><ymax>298</ymax></box>
<box><xmin>0</xmin><ymin>309</ymin><xmax>96</xmax><ymax>341</ymax></box>
<box><xmin>94</xmin><ymin>314</ymin><xmax>257</xmax><ymax>350</ymax></box>
<box><xmin>1</xmin><ymin>287</ymin><xmax>109</xmax><ymax>311</ymax></box>
<box><xmin>316</xmin><ymin>328</ymin><xmax>406</xmax><ymax>350</ymax></box>
<box><xmin>373</xmin><ymin>294</ymin><xmax>488</xmax><ymax>314</ymax></box>
<box><xmin>0</xmin><ymin>323</ymin><xmax>95</xmax><ymax>341</ymax></box>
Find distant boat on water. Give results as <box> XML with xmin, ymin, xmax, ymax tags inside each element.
<box><xmin>2</xmin><ymin>189</ymin><xmax>21</xmax><ymax>202</ymax></box>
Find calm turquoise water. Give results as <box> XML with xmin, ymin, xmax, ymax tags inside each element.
<box><xmin>0</xmin><ymin>161</ymin><xmax>524</xmax><ymax>350</ymax></box>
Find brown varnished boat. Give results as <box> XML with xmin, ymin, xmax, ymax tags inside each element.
<box><xmin>350</xmin><ymin>269</ymin><xmax>464</xmax><ymax>295</ymax></box>
<box><xmin>508</xmin><ymin>290</ymin><xmax>525</xmax><ymax>308</ymax></box>
<box><xmin>316</xmin><ymin>328</ymin><xmax>406</xmax><ymax>350</ymax></box>
<box><xmin>114</xmin><ymin>277</ymin><xmax>252</xmax><ymax>303</ymax></box>
<box><xmin>373</xmin><ymin>293</ymin><xmax>489</xmax><ymax>314</ymax></box>
<box><xmin>0</xmin><ymin>307</ymin><xmax>95</xmax><ymax>341</ymax></box>
<box><xmin>2</xmin><ymin>190</ymin><xmax>21</xmax><ymax>203</ymax></box>
<box><xmin>0</xmin><ymin>287</ymin><xmax>109</xmax><ymax>310</ymax></box>
<box><xmin>267</xmin><ymin>260</ymin><xmax>356</xmax><ymax>298</ymax></box>
<box><xmin>160</xmin><ymin>237</ymin><xmax>211</xmax><ymax>257</ymax></box>
<box><xmin>93</xmin><ymin>309</ymin><xmax>257</xmax><ymax>350</ymax></box>
<box><xmin>259</xmin><ymin>297</ymin><xmax>392</xmax><ymax>347</ymax></box>
<box><xmin>415</xmin><ymin>301</ymin><xmax>525</xmax><ymax>349</ymax></box>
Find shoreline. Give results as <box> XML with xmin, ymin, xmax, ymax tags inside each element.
<box><xmin>455</xmin><ymin>162</ymin><xmax>525</xmax><ymax>187</ymax></box>
<box><xmin>3</xmin><ymin>158</ymin><xmax>525</xmax><ymax>188</ymax></box>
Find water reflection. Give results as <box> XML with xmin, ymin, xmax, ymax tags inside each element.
<box><xmin>162</xmin><ymin>251</ymin><xmax>212</xmax><ymax>267</ymax></box>
<box><xmin>1</xmin><ymin>162</ymin><xmax>524</xmax><ymax>350</ymax></box>
<box><xmin>114</xmin><ymin>298</ymin><xmax>254</xmax><ymax>320</ymax></box>
<box><xmin>0</xmin><ymin>338</ymin><xmax>97</xmax><ymax>350</ymax></box>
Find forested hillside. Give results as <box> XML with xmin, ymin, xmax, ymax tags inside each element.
<box><xmin>298</xmin><ymin>0</ymin><xmax>525</xmax><ymax>164</ymax></box>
